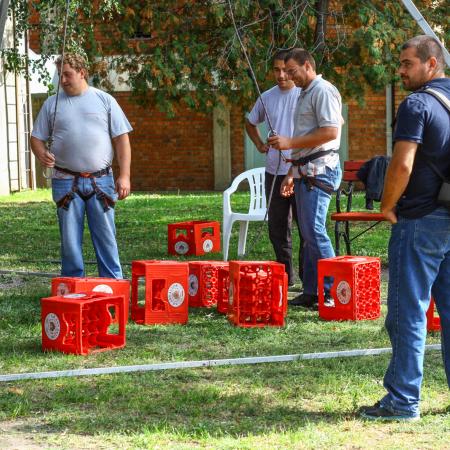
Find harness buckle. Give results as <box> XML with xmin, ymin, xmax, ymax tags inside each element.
<box><xmin>79</xmin><ymin>172</ymin><xmax>92</xmax><ymax>178</ymax></box>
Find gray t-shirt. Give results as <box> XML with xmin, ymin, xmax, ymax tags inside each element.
<box><xmin>247</xmin><ymin>85</ymin><xmax>301</xmax><ymax>175</ymax></box>
<box><xmin>291</xmin><ymin>75</ymin><xmax>341</xmax><ymax>176</ymax></box>
<box><xmin>32</xmin><ymin>86</ymin><xmax>132</xmax><ymax>173</ymax></box>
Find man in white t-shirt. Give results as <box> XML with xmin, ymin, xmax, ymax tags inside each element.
<box><xmin>31</xmin><ymin>53</ymin><xmax>132</xmax><ymax>279</ymax></box>
<box><xmin>245</xmin><ymin>50</ymin><xmax>303</xmax><ymax>286</ymax></box>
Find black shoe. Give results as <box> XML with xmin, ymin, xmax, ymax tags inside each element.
<box><xmin>323</xmin><ymin>293</ymin><xmax>335</xmax><ymax>307</ymax></box>
<box><xmin>288</xmin><ymin>293</ymin><xmax>318</xmax><ymax>309</ymax></box>
<box><xmin>359</xmin><ymin>402</ymin><xmax>420</xmax><ymax>422</ymax></box>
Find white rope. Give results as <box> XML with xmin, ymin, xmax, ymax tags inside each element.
<box><xmin>0</xmin><ymin>344</ymin><xmax>441</xmax><ymax>383</ymax></box>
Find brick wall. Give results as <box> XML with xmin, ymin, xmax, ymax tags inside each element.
<box><xmin>347</xmin><ymin>90</ymin><xmax>388</xmax><ymax>160</ymax></box>
<box><xmin>111</xmin><ymin>93</ymin><xmax>214</xmax><ymax>191</ymax></box>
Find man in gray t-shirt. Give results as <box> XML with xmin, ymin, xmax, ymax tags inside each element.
<box><xmin>31</xmin><ymin>53</ymin><xmax>132</xmax><ymax>279</ymax></box>
<box><xmin>245</xmin><ymin>50</ymin><xmax>303</xmax><ymax>286</ymax></box>
<box><xmin>269</xmin><ymin>48</ymin><xmax>342</xmax><ymax>309</ymax></box>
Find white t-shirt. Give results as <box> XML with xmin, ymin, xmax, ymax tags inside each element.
<box><xmin>32</xmin><ymin>87</ymin><xmax>132</xmax><ymax>173</ymax></box>
<box><xmin>247</xmin><ymin>85</ymin><xmax>301</xmax><ymax>175</ymax></box>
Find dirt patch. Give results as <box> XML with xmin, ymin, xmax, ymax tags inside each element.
<box><xmin>0</xmin><ymin>420</ymin><xmax>46</xmax><ymax>450</ymax></box>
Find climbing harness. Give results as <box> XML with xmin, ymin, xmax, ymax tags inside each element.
<box><xmin>54</xmin><ymin>166</ymin><xmax>116</xmax><ymax>212</ymax></box>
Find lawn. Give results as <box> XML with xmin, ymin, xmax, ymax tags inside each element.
<box><xmin>0</xmin><ymin>190</ymin><xmax>448</xmax><ymax>449</ymax></box>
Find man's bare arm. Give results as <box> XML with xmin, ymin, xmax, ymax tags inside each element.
<box><xmin>112</xmin><ymin>133</ymin><xmax>131</xmax><ymax>200</ymax></box>
<box><xmin>245</xmin><ymin>119</ymin><xmax>269</xmax><ymax>153</ymax></box>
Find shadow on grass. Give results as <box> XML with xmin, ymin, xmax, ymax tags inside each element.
<box><xmin>2</xmin><ymin>367</ymin><xmax>358</xmax><ymax>438</ymax></box>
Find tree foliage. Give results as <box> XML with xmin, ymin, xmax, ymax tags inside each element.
<box><xmin>3</xmin><ymin>0</ymin><xmax>449</xmax><ymax>114</ymax></box>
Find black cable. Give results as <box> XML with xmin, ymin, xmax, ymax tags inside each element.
<box><xmin>227</xmin><ymin>0</ymin><xmax>288</xmax><ymax>259</ymax></box>
<box><xmin>44</xmin><ymin>0</ymin><xmax>71</xmax><ymax>178</ymax></box>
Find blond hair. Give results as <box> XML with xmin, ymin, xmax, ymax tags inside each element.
<box><xmin>55</xmin><ymin>53</ymin><xmax>89</xmax><ymax>79</ymax></box>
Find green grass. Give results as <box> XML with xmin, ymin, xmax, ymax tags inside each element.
<box><xmin>0</xmin><ymin>189</ymin><xmax>390</xmax><ymax>276</ymax></box>
<box><xmin>0</xmin><ymin>190</ymin><xmax>448</xmax><ymax>449</ymax></box>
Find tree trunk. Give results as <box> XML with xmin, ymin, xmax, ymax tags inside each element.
<box><xmin>313</xmin><ymin>0</ymin><xmax>330</xmax><ymax>55</ymax></box>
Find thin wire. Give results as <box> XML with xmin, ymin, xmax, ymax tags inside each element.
<box><xmin>43</xmin><ymin>0</ymin><xmax>71</xmax><ymax>179</ymax></box>
<box><xmin>226</xmin><ymin>0</ymin><xmax>276</xmax><ymax>136</ymax></box>
<box><xmin>226</xmin><ymin>0</ymin><xmax>289</xmax><ymax>259</ymax></box>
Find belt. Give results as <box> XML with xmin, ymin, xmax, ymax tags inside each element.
<box><xmin>54</xmin><ymin>166</ymin><xmax>111</xmax><ymax>178</ymax></box>
<box><xmin>287</xmin><ymin>149</ymin><xmax>337</xmax><ymax>166</ymax></box>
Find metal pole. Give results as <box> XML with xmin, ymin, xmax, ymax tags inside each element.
<box><xmin>0</xmin><ymin>345</ymin><xmax>441</xmax><ymax>383</ymax></box>
<box><xmin>400</xmin><ymin>0</ymin><xmax>450</xmax><ymax>67</ymax></box>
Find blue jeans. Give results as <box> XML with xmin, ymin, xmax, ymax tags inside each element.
<box><xmin>294</xmin><ymin>165</ymin><xmax>342</xmax><ymax>295</ymax></box>
<box><xmin>381</xmin><ymin>208</ymin><xmax>450</xmax><ymax>417</ymax></box>
<box><xmin>52</xmin><ymin>173</ymin><xmax>123</xmax><ymax>278</ymax></box>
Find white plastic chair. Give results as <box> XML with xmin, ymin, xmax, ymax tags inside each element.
<box><xmin>222</xmin><ymin>167</ymin><xmax>267</xmax><ymax>261</ymax></box>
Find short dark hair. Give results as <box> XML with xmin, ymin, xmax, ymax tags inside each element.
<box><xmin>402</xmin><ymin>35</ymin><xmax>445</xmax><ymax>71</ymax></box>
<box><xmin>272</xmin><ymin>50</ymin><xmax>290</xmax><ymax>64</ymax></box>
<box><xmin>285</xmin><ymin>48</ymin><xmax>316</xmax><ymax>71</ymax></box>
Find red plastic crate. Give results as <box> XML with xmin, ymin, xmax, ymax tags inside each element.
<box><xmin>41</xmin><ymin>293</ymin><xmax>127</xmax><ymax>355</ymax></box>
<box><xmin>168</xmin><ymin>220</ymin><xmax>220</xmax><ymax>256</ymax></box>
<box><xmin>217</xmin><ymin>267</ymin><xmax>230</xmax><ymax>314</ymax></box>
<box><xmin>131</xmin><ymin>260</ymin><xmax>189</xmax><ymax>325</ymax></box>
<box><xmin>227</xmin><ymin>261</ymin><xmax>288</xmax><ymax>327</ymax></box>
<box><xmin>427</xmin><ymin>298</ymin><xmax>441</xmax><ymax>332</ymax></box>
<box><xmin>51</xmin><ymin>277</ymin><xmax>130</xmax><ymax>322</ymax></box>
<box><xmin>188</xmin><ymin>261</ymin><xmax>229</xmax><ymax>307</ymax></box>
<box><xmin>318</xmin><ymin>256</ymin><xmax>381</xmax><ymax>321</ymax></box>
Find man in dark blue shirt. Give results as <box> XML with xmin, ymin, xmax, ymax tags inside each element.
<box><xmin>360</xmin><ymin>35</ymin><xmax>450</xmax><ymax>421</ymax></box>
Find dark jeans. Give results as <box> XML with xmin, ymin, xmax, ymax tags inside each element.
<box><xmin>265</xmin><ymin>172</ymin><xmax>303</xmax><ymax>285</ymax></box>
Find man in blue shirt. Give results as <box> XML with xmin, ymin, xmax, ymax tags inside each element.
<box><xmin>361</xmin><ymin>35</ymin><xmax>450</xmax><ymax>421</ymax></box>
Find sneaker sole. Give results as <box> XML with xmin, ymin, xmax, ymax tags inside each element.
<box><xmin>360</xmin><ymin>412</ymin><xmax>420</xmax><ymax>422</ymax></box>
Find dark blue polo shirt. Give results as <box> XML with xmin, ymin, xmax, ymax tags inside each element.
<box><xmin>395</xmin><ymin>78</ymin><xmax>450</xmax><ymax>218</ymax></box>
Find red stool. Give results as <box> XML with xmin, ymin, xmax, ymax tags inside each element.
<box><xmin>427</xmin><ymin>298</ymin><xmax>441</xmax><ymax>332</ymax></box>
<box><xmin>227</xmin><ymin>261</ymin><xmax>287</xmax><ymax>327</ymax></box>
<box><xmin>188</xmin><ymin>261</ymin><xmax>229</xmax><ymax>307</ymax></box>
<box><xmin>131</xmin><ymin>260</ymin><xmax>189</xmax><ymax>325</ymax></box>
<box><xmin>168</xmin><ymin>220</ymin><xmax>220</xmax><ymax>256</ymax></box>
<box><xmin>317</xmin><ymin>256</ymin><xmax>381</xmax><ymax>321</ymax></box>
<box><xmin>217</xmin><ymin>267</ymin><xmax>230</xmax><ymax>314</ymax></box>
<box><xmin>41</xmin><ymin>293</ymin><xmax>127</xmax><ymax>355</ymax></box>
<box><xmin>51</xmin><ymin>277</ymin><xmax>130</xmax><ymax>322</ymax></box>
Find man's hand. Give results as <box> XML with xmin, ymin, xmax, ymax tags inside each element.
<box><xmin>280</xmin><ymin>174</ymin><xmax>294</xmax><ymax>197</ymax></box>
<box><xmin>381</xmin><ymin>207</ymin><xmax>397</xmax><ymax>224</ymax></box>
<box><xmin>257</xmin><ymin>142</ymin><xmax>269</xmax><ymax>154</ymax></box>
<box><xmin>38</xmin><ymin>151</ymin><xmax>56</xmax><ymax>168</ymax></box>
<box><xmin>267</xmin><ymin>134</ymin><xmax>291</xmax><ymax>150</ymax></box>
<box><xmin>30</xmin><ymin>137</ymin><xmax>55</xmax><ymax>167</ymax></box>
<box><xmin>115</xmin><ymin>175</ymin><xmax>131</xmax><ymax>200</ymax></box>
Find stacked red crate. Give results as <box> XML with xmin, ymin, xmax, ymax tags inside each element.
<box><xmin>131</xmin><ymin>260</ymin><xmax>189</xmax><ymax>325</ymax></box>
<box><xmin>227</xmin><ymin>261</ymin><xmax>287</xmax><ymax>327</ymax></box>
<box><xmin>41</xmin><ymin>292</ymin><xmax>127</xmax><ymax>355</ymax></box>
<box><xmin>51</xmin><ymin>277</ymin><xmax>130</xmax><ymax>322</ymax></box>
<box><xmin>188</xmin><ymin>261</ymin><xmax>229</xmax><ymax>307</ymax></box>
<box><xmin>167</xmin><ymin>220</ymin><xmax>220</xmax><ymax>256</ymax></box>
<box><xmin>317</xmin><ymin>256</ymin><xmax>381</xmax><ymax>321</ymax></box>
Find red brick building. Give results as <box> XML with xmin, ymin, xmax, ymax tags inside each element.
<box><xmin>29</xmin><ymin>9</ymin><xmax>402</xmax><ymax>192</ymax></box>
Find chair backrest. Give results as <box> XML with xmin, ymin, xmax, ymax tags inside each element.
<box><xmin>225</xmin><ymin>167</ymin><xmax>266</xmax><ymax>214</ymax></box>
<box><xmin>342</xmin><ymin>160</ymin><xmax>366</xmax><ymax>182</ymax></box>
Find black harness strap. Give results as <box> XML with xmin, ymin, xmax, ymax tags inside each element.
<box><xmin>288</xmin><ymin>150</ymin><xmax>338</xmax><ymax>194</ymax></box>
<box><xmin>287</xmin><ymin>149</ymin><xmax>337</xmax><ymax>166</ymax></box>
<box><xmin>55</xmin><ymin>169</ymin><xmax>116</xmax><ymax>212</ymax></box>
